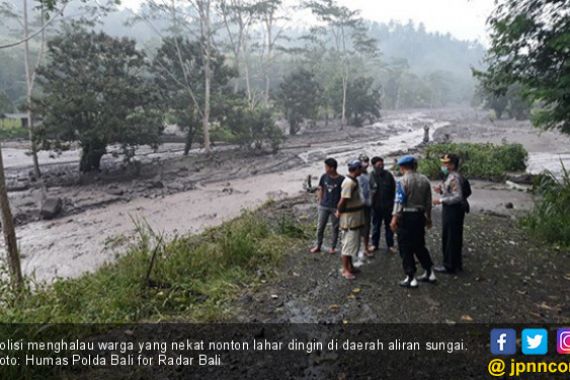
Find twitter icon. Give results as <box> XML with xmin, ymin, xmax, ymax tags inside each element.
<box><xmin>522</xmin><ymin>328</ymin><xmax>548</xmax><ymax>355</ymax></box>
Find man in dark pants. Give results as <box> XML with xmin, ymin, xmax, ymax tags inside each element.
<box><xmin>390</xmin><ymin>156</ymin><xmax>436</xmax><ymax>288</ymax></box>
<box><xmin>369</xmin><ymin>157</ymin><xmax>396</xmax><ymax>254</ymax></box>
<box><xmin>433</xmin><ymin>154</ymin><xmax>466</xmax><ymax>274</ymax></box>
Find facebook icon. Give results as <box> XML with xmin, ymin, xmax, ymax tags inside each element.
<box><xmin>491</xmin><ymin>329</ymin><xmax>517</xmax><ymax>355</ymax></box>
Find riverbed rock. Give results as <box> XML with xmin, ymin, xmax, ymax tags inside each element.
<box><xmin>508</xmin><ymin>174</ymin><xmax>535</xmax><ymax>185</ymax></box>
<box><xmin>40</xmin><ymin>198</ymin><xmax>63</xmax><ymax>220</ymax></box>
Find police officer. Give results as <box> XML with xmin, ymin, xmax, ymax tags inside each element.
<box><xmin>433</xmin><ymin>154</ymin><xmax>466</xmax><ymax>274</ymax></box>
<box><xmin>390</xmin><ymin>156</ymin><xmax>436</xmax><ymax>288</ymax></box>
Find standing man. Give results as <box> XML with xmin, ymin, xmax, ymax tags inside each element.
<box><xmin>336</xmin><ymin>160</ymin><xmax>365</xmax><ymax>280</ymax></box>
<box><xmin>357</xmin><ymin>154</ymin><xmax>373</xmax><ymax>256</ymax></box>
<box><xmin>310</xmin><ymin>158</ymin><xmax>345</xmax><ymax>254</ymax></box>
<box><xmin>369</xmin><ymin>156</ymin><xmax>396</xmax><ymax>254</ymax></box>
<box><xmin>390</xmin><ymin>156</ymin><xmax>436</xmax><ymax>288</ymax></box>
<box><xmin>433</xmin><ymin>154</ymin><xmax>467</xmax><ymax>274</ymax></box>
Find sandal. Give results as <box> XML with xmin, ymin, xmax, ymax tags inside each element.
<box><xmin>342</xmin><ymin>271</ymin><xmax>356</xmax><ymax>280</ymax></box>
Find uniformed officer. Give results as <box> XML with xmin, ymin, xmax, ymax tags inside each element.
<box><xmin>390</xmin><ymin>155</ymin><xmax>436</xmax><ymax>288</ymax></box>
<box><xmin>433</xmin><ymin>154</ymin><xmax>466</xmax><ymax>274</ymax></box>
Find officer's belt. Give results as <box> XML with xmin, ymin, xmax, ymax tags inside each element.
<box><xmin>403</xmin><ymin>207</ymin><xmax>424</xmax><ymax>213</ymax></box>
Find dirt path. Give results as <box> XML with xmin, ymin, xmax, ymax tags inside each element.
<box><xmin>232</xmin><ymin>195</ymin><xmax>570</xmax><ymax>323</ymax></box>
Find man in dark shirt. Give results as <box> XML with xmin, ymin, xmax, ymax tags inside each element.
<box><xmin>369</xmin><ymin>157</ymin><xmax>396</xmax><ymax>254</ymax></box>
<box><xmin>310</xmin><ymin>158</ymin><xmax>345</xmax><ymax>254</ymax></box>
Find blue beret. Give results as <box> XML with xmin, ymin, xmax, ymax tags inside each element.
<box><xmin>348</xmin><ymin>159</ymin><xmax>362</xmax><ymax>170</ymax></box>
<box><xmin>397</xmin><ymin>155</ymin><xmax>416</xmax><ymax>166</ymax></box>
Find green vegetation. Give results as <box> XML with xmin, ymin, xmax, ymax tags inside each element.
<box><xmin>0</xmin><ymin>210</ymin><xmax>304</xmax><ymax>323</ymax></box>
<box><xmin>419</xmin><ymin>143</ymin><xmax>528</xmax><ymax>180</ymax></box>
<box><xmin>523</xmin><ymin>164</ymin><xmax>570</xmax><ymax>248</ymax></box>
<box><xmin>34</xmin><ymin>29</ymin><xmax>163</xmax><ymax>172</ymax></box>
<box><xmin>0</xmin><ymin>119</ymin><xmax>27</xmax><ymax>140</ymax></box>
<box><xmin>476</xmin><ymin>0</ymin><xmax>570</xmax><ymax>133</ymax></box>
<box><xmin>277</xmin><ymin>68</ymin><xmax>322</xmax><ymax>135</ymax></box>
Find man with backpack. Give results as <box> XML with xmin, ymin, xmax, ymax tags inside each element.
<box><xmin>432</xmin><ymin>154</ymin><xmax>471</xmax><ymax>274</ymax></box>
<box><xmin>336</xmin><ymin>159</ymin><xmax>365</xmax><ymax>280</ymax></box>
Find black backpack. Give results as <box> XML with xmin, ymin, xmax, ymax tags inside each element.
<box><xmin>459</xmin><ymin>175</ymin><xmax>472</xmax><ymax>213</ymax></box>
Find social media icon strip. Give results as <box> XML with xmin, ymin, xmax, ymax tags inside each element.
<box><xmin>491</xmin><ymin>329</ymin><xmax>517</xmax><ymax>355</ymax></box>
<box><xmin>522</xmin><ymin>328</ymin><xmax>548</xmax><ymax>355</ymax></box>
<box><xmin>557</xmin><ymin>328</ymin><xmax>570</xmax><ymax>355</ymax></box>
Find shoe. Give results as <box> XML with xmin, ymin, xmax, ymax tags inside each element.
<box><xmin>399</xmin><ymin>276</ymin><xmax>418</xmax><ymax>288</ymax></box>
<box><xmin>433</xmin><ymin>265</ymin><xmax>455</xmax><ymax>274</ymax></box>
<box><xmin>387</xmin><ymin>246</ymin><xmax>397</xmax><ymax>254</ymax></box>
<box><xmin>353</xmin><ymin>259</ymin><xmax>365</xmax><ymax>268</ymax></box>
<box><xmin>418</xmin><ymin>269</ymin><xmax>437</xmax><ymax>284</ymax></box>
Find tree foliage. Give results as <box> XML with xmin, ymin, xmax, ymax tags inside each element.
<box><xmin>277</xmin><ymin>68</ymin><xmax>321</xmax><ymax>135</ymax></box>
<box><xmin>476</xmin><ymin>0</ymin><xmax>570</xmax><ymax>133</ymax></box>
<box><xmin>34</xmin><ymin>29</ymin><xmax>163</xmax><ymax>172</ymax></box>
<box><xmin>331</xmin><ymin>76</ymin><xmax>381</xmax><ymax>126</ymax></box>
<box><xmin>222</xmin><ymin>99</ymin><xmax>283</xmax><ymax>153</ymax></box>
<box><xmin>150</xmin><ymin>37</ymin><xmax>235</xmax><ymax>155</ymax></box>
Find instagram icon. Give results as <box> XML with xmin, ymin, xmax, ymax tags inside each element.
<box><xmin>557</xmin><ymin>329</ymin><xmax>570</xmax><ymax>354</ymax></box>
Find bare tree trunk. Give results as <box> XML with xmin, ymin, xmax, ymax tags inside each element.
<box><xmin>341</xmin><ymin>69</ymin><xmax>348</xmax><ymax>129</ymax></box>
<box><xmin>23</xmin><ymin>0</ymin><xmax>41</xmax><ymax>179</ymax></box>
<box><xmin>200</xmin><ymin>0</ymin><xmax>212</xmax><ymax>153</ymax></box>
<box><xmin>0</xmin><ymin>140</ymin><xmax>23</xmax><ymax>291</ymax></box>
<box><xmin>263</xmin><ymin>15</ymin><xmax>273</xmax><ymax>106</ymax></box>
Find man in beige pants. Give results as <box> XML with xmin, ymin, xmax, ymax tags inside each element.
<box><xmin>336</xmin><ymin>159</ymin><xmax>365</xmax><ymax>280</ymax></box>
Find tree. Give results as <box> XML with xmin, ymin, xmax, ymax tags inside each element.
<box><xmin>34</xmin><ymin>29</ymin><xmax>163</xmax><ymax>172</ymax></box>
<box><xmin>218</xmin><ymin>0</ymin><xmax>258</xmax><ymax>102</ymax></box>
<box><xmin>331</xmin><ymin>76</ymin><xmax>381</xmax><ymax>126</ymax></box>
<box><xmin>222</xmin><ymin>99</ymin><xmax>283</xmax><ymax>152</ymax></box>
<box><xmin>1</xmin><ymin>0</ymin><xmax>116</xmax><ymax>178</ymax></box>
<box><xmin>475</xmin><ymin>78</ymin><xmax>530</xmax><ymax>120</ymax></box>
<box><xmin>277</xmin><ymin>68</ymin><xmax>321</xmax><ymax>135</ymax></box>
<box><xmin>257</xmin><ymin>0</ymin><xmax>287</xmax><ymax>106</ymax></box>
<box><xmin>476</xmin><ymin>0</ymin><xmax>570</xmax><ymax>133</ymax></box>
<box><xmin>151</xmin><ymin>37</ymin><xmax>235</xmax><ymax>155</ymax></box>
<box><xmin>304</xmin><ymin>0</ymin><xmax>378</xmax><ymax>128</ymax></box>
<box><xmin>0</xmin><ymin>114</ymin><xmax>23</xmax><ymax>291</ymax></box>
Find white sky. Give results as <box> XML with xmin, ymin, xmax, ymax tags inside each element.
<box><xmin>120</xmin><ymin>0</ymin><xmax>495</xmax><ymax>44</ymax></box>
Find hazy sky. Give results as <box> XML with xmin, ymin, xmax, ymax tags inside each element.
<box><xmin>120</xmin><ymin>0</ymin><xmax>495</xmax><ymax>44</ymax></box>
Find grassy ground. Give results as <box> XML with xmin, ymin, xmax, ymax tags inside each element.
<box><xmin>0</xmin><ymin>204</ymin><xmax>309</xmax><ymax>323</ymax></box>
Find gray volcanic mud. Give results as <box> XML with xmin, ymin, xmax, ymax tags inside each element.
<box><xmin>0</xmin><ymin>107</ymin><xmax>560</xmax><ymax>283</ymax></box>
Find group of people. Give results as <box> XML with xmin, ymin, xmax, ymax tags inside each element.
<box><xmin>310</xmin><ymin>153</ymin><xmax>469</xmax><ymax>288</ymax></box>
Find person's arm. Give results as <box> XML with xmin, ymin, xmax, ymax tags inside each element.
<box><xmin>369</xmin><ymin>174</ymin><xmax>377</xmax><ymax>208</ymax></box>
<box><xmin>388</xmin><ymin>172</ymin><xmax>396</xmax><ymax>201</ymax></box>
<box><xmin>440</xmin><ymin>175</ymin><xmax>463</xmax><ymax>205</ymax></box>
<box><xmin>316</xmin><ymin>175</ymin><xmax>325</xmax><ymax>203</ymax></box>
<box><xmin>390</xmin><ymin>178</ymin><xmax>405</xmax><ymax>232</ymax></box>
<box><xmin>336</xmin><ymin>179</ymin><xmax>351</xmax><ymax>218</ymax></box>
<box><xmin>425</xmin><ymin>181</ymin><xmax>433</xmax><ymax>228</ymax></box>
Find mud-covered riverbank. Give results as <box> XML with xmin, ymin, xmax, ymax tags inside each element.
<box><xmin>0</xmin><ymin>107</ymin><xmax>564</xmax><ymax>283</ymax></box>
